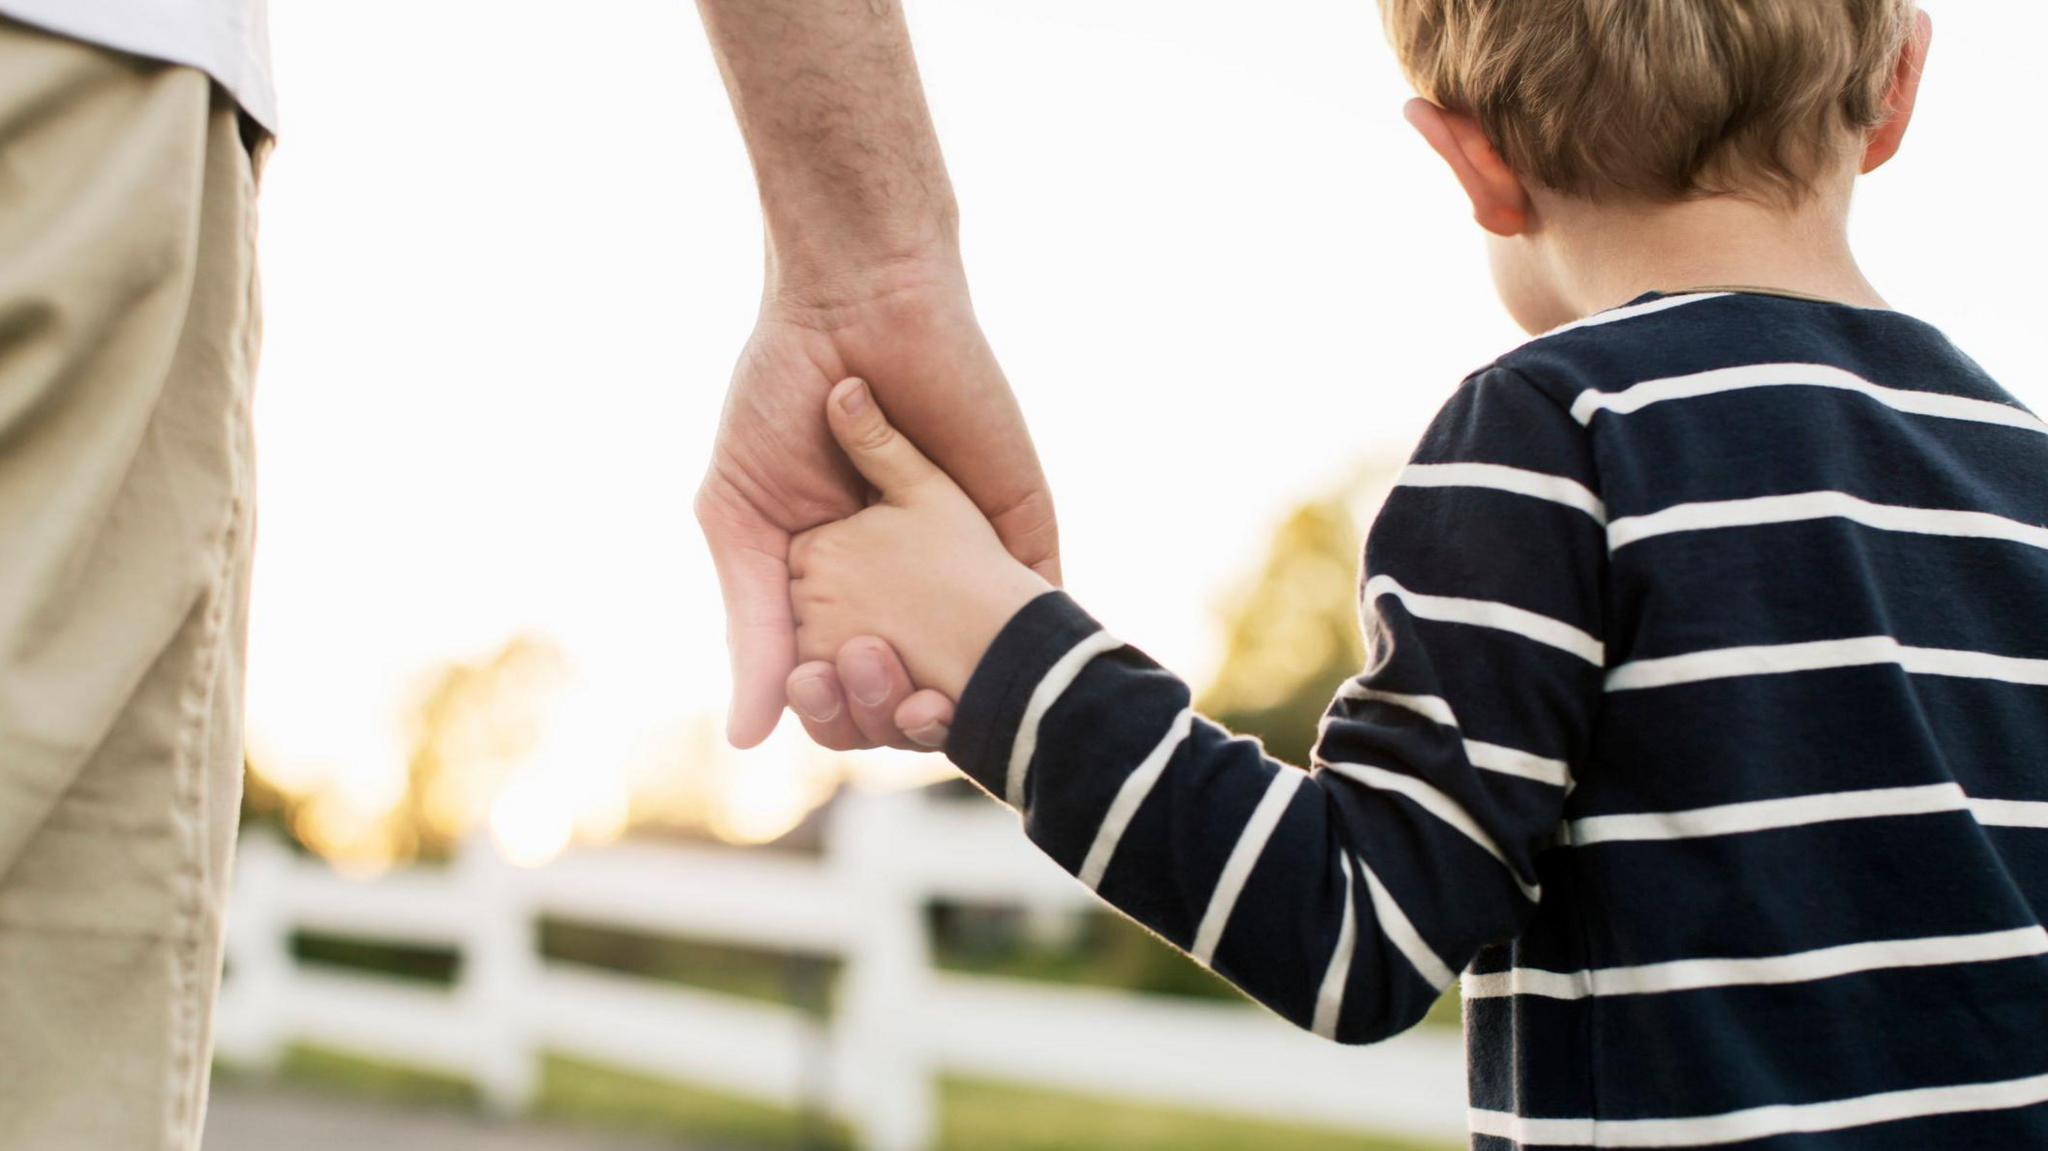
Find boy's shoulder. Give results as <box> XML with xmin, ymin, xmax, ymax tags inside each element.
<box><xmin>1445</xmin><ymin>292</ymin><xmax>1750</xmax><ymax>430</ymax></box>
<box><xmin>1490</xmin><ymin>291</ymin><xmax>1765</xmax><ymax>399</ymax></box>
<box><xmin>1484</xmin><ymin>290</ymin><xmax>1996</xmax><ymax>418</ymax></box>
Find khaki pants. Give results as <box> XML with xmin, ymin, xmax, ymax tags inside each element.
<box><xmin>0</xmin><ymin>20</ymin><xmax>261</xmax><ymax>1150</ymax></box>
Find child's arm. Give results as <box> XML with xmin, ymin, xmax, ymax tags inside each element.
<box><xmin>791</xmin><ymin>372</ymin><xmax>1604</xmax><ymax>1042</ymax></box>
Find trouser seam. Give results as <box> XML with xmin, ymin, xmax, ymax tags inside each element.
<box><xmin>160</xmin><ymin>378</ymin><xmax>246</xmax><ymax>1151</ymax></box>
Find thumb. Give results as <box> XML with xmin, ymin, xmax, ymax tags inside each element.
<box><xmin>714</xmin><ymin>549</ymin><xmax>795</xmax><ymax>749</ymax></box>
<box><xmin>697</xmin><ymin>487</ymin><xmax>797</xmax><ymax>749</ymax></box>
<box><xmin>825</xmin><ymin>378</ymin><xmax>941</xmax><ymax>498</ymax></box>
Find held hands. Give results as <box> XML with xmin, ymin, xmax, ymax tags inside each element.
<box><xmin>696</xmin><ymin>277</ymin><xmax>1059</xmax><ymax>750</ymax></box>
<box><xmin>787</xmin><ymin>380</ymin><xmax>1053</xmax><ymax>730</ymax></box>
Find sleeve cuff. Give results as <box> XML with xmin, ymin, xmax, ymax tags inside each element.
<box><xmin>945</xmin><ymin>589</ymin><xmax>1108</xmax><ymax>803</ymax></box>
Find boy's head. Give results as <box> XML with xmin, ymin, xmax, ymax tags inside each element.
<box><xmin>1381</xmin><ymin>0</ymin><xmax>1931</xmax><ymax>329</ymax></box>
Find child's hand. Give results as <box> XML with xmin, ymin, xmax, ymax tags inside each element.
<box><xmin>789</xmin><ymin>379</ymin><xmax>1054</xmax><ymax>703</ymax></box>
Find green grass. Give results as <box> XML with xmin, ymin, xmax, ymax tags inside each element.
<box><xmin>1422</xmin><ymin>984</ymin><xmax>1464</xmax><ymax>1030</ymax></box>
<box><xmin>931</xmin><ymin>904</ymin><xmax>1464</xmax><ymax>1030</ymax></box>
<box><xmin>538</xmin><ymin>1054</ymin><xmax>850</xmax><ymax>1149</ymax></box>
<box><xmin>274</xmin><ymin>1044</ymin><xmax>479</xmax><ymax>1109</ymax></box>
<box><xmin>939</xmin><ymin>1077</ymin><xmax>1458</xmax><ymax>1151</ymax></box>
<box><xmin>931</xmin><ymin>906</ymin><xmax>1242</xmax><ymax>1002</ymax></box>
<box><xmin>257</xmin><ymin>1046</ymin><xmax>845</xmax><ymax>1148</ymax></box>
<box><xmin>238</xmin><ymin>1046</ymin><xmax>1458</xmax><ymax>1151</ymax></box>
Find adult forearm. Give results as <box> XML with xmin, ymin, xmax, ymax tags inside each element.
<box><xmin>697</xmin><ymin>0</ymin><xmax>961</xmax><ymax>300</ymax></box>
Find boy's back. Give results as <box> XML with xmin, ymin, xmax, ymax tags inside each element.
<box><xmin>1442</xmin><ymin>290</ymin><xmax>2048</xmax><ymax>1144</ymax></box>
<box><xmin>774</xmin><ymin>1</ymin><xmax>2048</xmax><ymax>1146</ymax></box>
<box><xmin>876</xmin><ymin>289</ymin><xmax>2048</xmax><ymax>1149</ymax></box>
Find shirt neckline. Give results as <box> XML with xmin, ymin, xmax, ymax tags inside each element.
<box><xmin>1628</xmin><ymin>286</ymin><xmax>1890</xmax><ymax>312</ymax></box>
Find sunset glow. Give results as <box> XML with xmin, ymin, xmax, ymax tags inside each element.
<box><xmin>242</xmin><ymin>0</ymin><xmax>2043</xmax><ymax>870</ymax></box>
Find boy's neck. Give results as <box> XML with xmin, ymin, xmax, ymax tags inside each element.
<box><xmin>1533</xmin><ymin>177</ymin><xmax>1887</xmax><ymax>321</ymax></box>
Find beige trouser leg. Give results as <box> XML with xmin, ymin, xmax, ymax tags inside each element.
<box><xmin>0</xmin><ymin>20</ymin><xmax>261</xmax><ymax>1151</ymax></box>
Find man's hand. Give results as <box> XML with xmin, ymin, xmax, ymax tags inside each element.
<box><xmin>695</xmin><ymin>0</ymin><xmax>1058</xmax><ymax>749</ymax></box>
<box><xmin>787</xmin><ymin>379</ymin><xmax>1052</xmax><ymax>705</ymax></box>
<box><xmin>697</xmin><ymin>270</ymin><xmax>1058</xmax><ymax>748</ymax></box>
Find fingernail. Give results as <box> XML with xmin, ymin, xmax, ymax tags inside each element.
<box><xmin>906</xmin><ymin>722</ymin><xmax>950</xmax><ymax>749</ymax></box>
<box><xmin>843</xmin><ymin>647</ymin><xmax>890</xmax><ymax>707</ymax></box>
<box><xmin>837</xmin><ymin>379</ymin><xmax>871</xmax><ymax>416</ymax></box>
<box><xmin>790</xmin><ymin>676</ymin><xmax>842</xmax><ymax>724</ymax></box>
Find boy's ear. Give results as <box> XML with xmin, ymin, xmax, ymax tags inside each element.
<box><xmin>1404</xmin><ymin>98</ymin><xmax>1531</xmax><ymax>237</ymax></box>
<box><xmin>1863</xmin><ymin>8</ymin><xmax>1933</xmax><ymax>174</ymax></box>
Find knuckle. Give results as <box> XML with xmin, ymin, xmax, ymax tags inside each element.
<box><xmin>791</xmin><ymin>573</ymin><xmax>834</xmax><ymax>608</ymax></box>
<box><xmin>842</xmin><ymin>634</ymin><xmax>897</xmax><ymax>664</ymax></box>
<box><xmin>796</xmin><ymin>537</ymin><xmax>830</xmax><ymax>570</ymax></box>
<box><xmin>693</xmin><ymin>467</ymin><xmax>754</xmax><ymax>531</ymax></box>
<box><xmin>795</xmin><ymin>626</ymin><xmax>844</xmax><ymax>667</ymax></box>
<box><xmin>987</xmin><ymin>486</ymin><xmax>1062</xmax><ymax>568</ymax></box>
<box><xmin>791</xmin><ymin>524</ymin><xmax>842</xmax><ymax>566</ymax></box>
<box><xmin>850</xmin><ymin>420</ymin><xmax>897</xmax><ymax>454</ymax></box>
<box><xmin>691</xmin><ymin>482</ymin><xmax>725</xmax><ymax>532</ymax></box>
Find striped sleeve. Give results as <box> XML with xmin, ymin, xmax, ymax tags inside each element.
<box><xmin>944</xmin><ymin>369</ymin><xmax>1607</xmax><ymax>1044</ymax></box>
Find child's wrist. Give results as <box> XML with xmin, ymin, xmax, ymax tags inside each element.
<box><xmin>924</xmin><ymin>568</ymin><xmax>1054</xmax><ymax>700</ymax></box>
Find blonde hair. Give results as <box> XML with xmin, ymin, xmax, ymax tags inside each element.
<box><xmin>1381</xmin><ymin>0</ymin><xmax>1916</xmax><ymax>202</ymax></box>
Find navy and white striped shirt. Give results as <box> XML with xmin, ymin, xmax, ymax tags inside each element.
<box><xmin>945</xmin><ymin>291</ymin><xmax>2048</xmax><ymax>1149</ymax></box>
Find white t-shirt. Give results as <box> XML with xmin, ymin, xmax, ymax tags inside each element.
<box><xmin>0</xmin><ymin>1</ymin><xmax>275</xmax><ymax>134</ymax></box>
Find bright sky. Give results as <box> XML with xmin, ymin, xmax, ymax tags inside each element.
<box><xmin>246</xmin><ymin>1</ymin><xmax>2046</xmax><ymax>817</ymax></box>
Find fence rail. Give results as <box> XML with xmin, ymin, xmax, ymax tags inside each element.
<box><xmin>216</xmin><ymin>788</ymin><xmax>1466</xmax><ymax>1150</ymax></box>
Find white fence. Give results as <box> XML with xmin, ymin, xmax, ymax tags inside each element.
<box><xmin>215</xmin><ymin>788</ymin><xmax>1466</xmax><ymax>1150</ymax></box>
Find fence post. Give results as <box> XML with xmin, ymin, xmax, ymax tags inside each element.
<box><xmin>457</xmin><ymin>834</ymin><xmax>541</xmax><ymax>1113</ymax></box>
<box><xmin>827</xmin><ymin>789</ymin><xmax>936</xmax><ymax>1151</ymax></box>
<box><xmin>215</xmin><ymin>829</ymin><xmax>293</xmax><ymax>1070</ymax></box>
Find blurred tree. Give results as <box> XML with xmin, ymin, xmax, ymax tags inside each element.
<box><xmin>238</xmin><ymin>750</ymin><xmax>296</xmax><ymax>842</ymax></box>
<box><xmin>1196</xmin><ymin>491</ymin><xmax>1370</xmax><ymax>767</ymax></box>
<box><xmin>401</xmin><ymin>634</ymin><xmax>568</xmax><ymax>860</ymax></box>
<box><xmin>236</xmin><ymin>634</ymin><xmax>568</xmax><ymax>870</ymax></box>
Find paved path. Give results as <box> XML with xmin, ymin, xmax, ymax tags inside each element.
<box><xmin>203</xmin><ymin>1083</ymin><xmax>704</xmax><ymax>1151</ymax></box>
